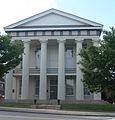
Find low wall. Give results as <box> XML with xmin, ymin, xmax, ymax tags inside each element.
<box><xmin>2</xmin><ymin>99</ymin><xmax>110</xmax><ymax>105</ymax></box>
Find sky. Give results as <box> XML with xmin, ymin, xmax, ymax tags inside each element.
<box><xmin>0</xmin><ymin>0</ymin><xmax>115</xmax><ymax>34</ymax></box>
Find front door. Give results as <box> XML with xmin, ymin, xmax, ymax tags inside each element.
<box><xmin>50</xmin><ymin>80</ymin><xmax>57</xmax><ymax>99</ymax></box>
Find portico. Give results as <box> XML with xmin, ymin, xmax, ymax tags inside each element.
<box><xmin>4</xmin><ymin>8</ymin><xmax>103</xmax><ymax>101</ymax></box>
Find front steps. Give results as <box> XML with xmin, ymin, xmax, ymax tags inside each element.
<box><xmin>31</xmin><ymin>105</ymin><xmax>61</xmax><ymax>110</ymax></box>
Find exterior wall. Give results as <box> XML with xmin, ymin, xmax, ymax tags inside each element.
<box><xmin>84</xmin><ymin>94</ymin><xmax>93</xmax><ymax>100</ymax></box>
<box><xmin>7</xmin><ymin>31</ymin><xmax>101</xmax><ymax>101</ymax></box>
<box><xmin>47</xmin><ymin>45</ymin><xmax>58</xmax><ymax>68</ymax></box>
<box><xmin>29</xmin><ymin>45</ymin><xmax>36</xmax><ymax>68</ymax></box>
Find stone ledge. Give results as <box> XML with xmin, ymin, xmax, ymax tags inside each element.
<box><xmin>31</xmin><ymin>105</ymin><xmax>61</xmax><ymax>110</ymax></box>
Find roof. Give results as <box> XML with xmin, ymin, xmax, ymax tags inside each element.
<box><xmin>4</xmin><ymin>8</ymin><xmax>103</xmax><ymax>32</ymax></box>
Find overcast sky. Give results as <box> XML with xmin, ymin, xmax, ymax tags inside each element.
<box><xmin>0</xmin><ymin>0</ymin><xmax>115</xmax><ymax>34</ymax></box>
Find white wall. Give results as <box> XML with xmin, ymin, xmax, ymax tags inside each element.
<box><xmin>47</xmin><ymin>45</ymin><xmax>58</xmax><ymax>68</ymax></box>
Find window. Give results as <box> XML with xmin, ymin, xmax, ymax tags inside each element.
<box><xmin>19</xmin><ymin>80</ymin><xmax>22</xmax><ymax>95</ymax></box>
<box><xmin>65</xmin><ymin>47</ymin><xmax>74</xmax><ymax>68</ymax></box>
<box><xmin>35</xmin><ymin>48</ymin><xmax>41</xmax><ymax>69</ymax></box>
<box><xmin>84</xmin><ymin>85</ymin><xmax>90</xmax><ymax>96</ymax></box>
<box><xmin>0</xmin><ymin>84</ymin><xmax>4</xmax><ymax>90</ymax></box>
<box><xmin>66</xmin><ymin>79</ymin><xmax>74</xmax><ymax>96</ymax></box>
<box><xmin>35</xmin><ymin>80</ymin><xmax>40</xmax><ymax>96</ymax></box>
<box><xmin>82</xmin><ymin>39</ymin><xmax>92</xmax><ymax>49</ymax></box>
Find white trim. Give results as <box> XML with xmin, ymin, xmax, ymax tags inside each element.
<box><xmin>5</xmin><ymin>27</ymin><xmax>102</xmax><ymax>32</ymax></box>
<box><xmin>4</xmin><ymin>8</ymin><xmax>103</xmax><ymax>29</ymax></box>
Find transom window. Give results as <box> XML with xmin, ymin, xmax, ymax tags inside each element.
<box><xmin>66</xmin><ymin>79</ymin><xmax>74</xmax><ymax>96</ymax></box>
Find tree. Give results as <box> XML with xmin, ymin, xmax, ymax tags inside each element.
<box><xmin>0</xmin><ymin>35</ymin><xmax>24</xmax><ymax>78</ymax></box>
<box><xmin>79</xmin><ymin>27</ymin><xmax>115</xmax><ymax>103</ymax></box>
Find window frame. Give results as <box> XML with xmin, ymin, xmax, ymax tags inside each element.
<box><xmin>35</xmin><ymin>79</ymin><xmax>40</xmax><ymax>96</ymax></box>
<box><xmin>65</xmin><ymin>79</ymin><xmax>75</xmax><ymax>96</ymax></box>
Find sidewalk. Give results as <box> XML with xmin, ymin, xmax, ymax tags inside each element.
<box><xmin>0</xmin><ymin>106</ymin><xmax>115</xmax><ymax>117</ymax></box>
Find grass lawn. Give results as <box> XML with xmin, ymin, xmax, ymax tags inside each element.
<box><xmin>0</xmin><ymin>103</ymin><xmax>32</xmax><ymax>108</ymax></box>
<box><xmin>61</xmin><ymin>104</ymin><xmax>115</xmax><ymax>112</ymax></box>
<box><xmin>0</xmin><ymin>103</ymin><xmax>115</xmax><ymax>112</ymax></box>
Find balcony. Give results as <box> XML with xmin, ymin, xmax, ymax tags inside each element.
<box><xmin>13</xmin><ymin>68</ymin><xmax>76</xmax><ymax>75</ymax></box>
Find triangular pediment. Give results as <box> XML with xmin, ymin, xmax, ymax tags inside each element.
<box><xmin>4</xmin><ymin>8</ymin><xmax>103</xmax><ymax>31</ymax></box>
<box><xmin>20</xmin><ymin>13</ymin><xmax>87</xmax><ymax>27</ymax></box>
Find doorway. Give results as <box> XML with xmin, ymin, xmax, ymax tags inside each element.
<box><xmin>50</xmin><ymin>80</ymin><xmax>57</xmax><ymax>99</ymax></box>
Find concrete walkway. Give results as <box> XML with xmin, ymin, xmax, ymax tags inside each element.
<box><xmin>0</xmin><ymin>107</ymin><xmax>115</xmax><ymax>117</ymax></box>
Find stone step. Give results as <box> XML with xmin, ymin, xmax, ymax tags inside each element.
<box><xmin>31</xmin><ymin>105</ymin><xmax>61</xmax><ymax>110</ymax></box>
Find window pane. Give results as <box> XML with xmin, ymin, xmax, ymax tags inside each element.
<box><xmin>84</xmin><ymin>86</ymin><xmax>90</xmax><ymax>95</ymax></box>
<box><xmin>36</xmin><ymin>49</ymin><xmax>41</xmax><ymax>69</ymax></box>
<box><xmin>19</xmin><ymin>80</ymin><xmax>22</xmax><ymax>95</ymax></box>
<box><xmin>35</xmin><ymin>80</ymin><xmax>39</xmax><ymax>95</ymax></box>
<box><xmin>65</xmin><ymin>48</ymin><xmax>74</xmax><ymax>68</ymax></box>
<box><xmin>66</xmin><ymin>79</ymin><xmax>74</xmax><ymax>96</ymax></box>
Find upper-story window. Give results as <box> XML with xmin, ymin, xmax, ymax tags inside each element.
<box><xmin>82</xmin><ymin>39</ymin><xmax>92</xmax><ymax>49</ymax></box>
<box><xmin>35</xmin><ymin>48</ymin><xmax>41</xmax><ymax>69</ymax></box>
<box><xmin>65</xmin><ymin>47</ymin><xmax>74</xmax><ymax>68</ymax></box>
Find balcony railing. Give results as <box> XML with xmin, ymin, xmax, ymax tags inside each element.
<box><xmin>13</xmin><ymin>68</ymin><xmax>76</xmax><ymax>74</ymax></box>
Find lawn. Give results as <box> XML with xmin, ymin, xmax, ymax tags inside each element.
<box><xmin>0</xmin><ymin>103</ymin><xmax>32</xmax><ymax>108</ymax></box>
<box><xmin>61</xmin><ymin>104</ymin><xmax>115</xmax><ymax>112</ymax></box>
<box><xmin>0</xmin><ymin>103</ymin><xmax>115</xmax><ymax>112</ymax></box>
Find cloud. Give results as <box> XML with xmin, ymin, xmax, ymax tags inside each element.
<box><xmin>0</xmin><ymin>0</ymin><xmax>58</xmax><ymax>34</ymax></box>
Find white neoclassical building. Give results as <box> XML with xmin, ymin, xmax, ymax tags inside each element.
<box><xmin>4</xmin><ymin>8</ymin><xmax>103</xmax><ymax>101</ymax></box>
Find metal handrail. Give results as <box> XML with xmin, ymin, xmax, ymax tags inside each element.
<box><xmin>13</xmin><ymin>68</ymin><xmax>76</xmax><ymax>74</ymax></box>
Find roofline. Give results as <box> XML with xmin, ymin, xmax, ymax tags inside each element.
<box><xmin>51</xmin><ymin>8</ymin><xmax>103</xmax><ymax>26</ymax></box>
<box><xmin>4</xmin><ymin>8</ymin><xmax>103</xmax><ymax>29</ymax></box>
<box><xmin>4</xmin><ymin>26</ymin><xmax>103</xmax><ymax>32</ymax></box>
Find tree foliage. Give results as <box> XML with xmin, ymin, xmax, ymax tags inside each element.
<box><xmin>79</xmin><ymin>27</ymin><xmax>115</xmax><ymax>102</ymax></box>
<box><xmin>0</xmin><ymin>35</ymin><xmax>24</xmax><ymax>78</ymax></box>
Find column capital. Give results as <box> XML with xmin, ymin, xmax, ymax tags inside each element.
<box><xmin>39</xmin><ymin>38</ymin><xmax>48</xmax><ymax>43</ymax></box>
<box><xmin>57</xmin><ymin>39</ymin><xmax>66</xmax><ymax>43</ymax></box>
<box><xmin>22</xmin><ymin>40</ymin><xmax>31</xmax><ymax>44</ymax></box>
<box><xmin>75</xmin><ymin>37</ymin><xmax>84</xmax><ymax>42</ymax></box>
<box><xmin>92</xmin><ymin>37</ymin><xmax>100</xmax><ymax>42</ymax></box>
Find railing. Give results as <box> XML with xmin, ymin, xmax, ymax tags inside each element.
<box><xmin>13</xmin><ymin>68</ymin><xmax>76</xmax><ymax>74</ymax></box>
<box><xmin>47</xmin><ymin>68</ymin><xmax>58</xmax><ymax>73</ymax></box>
<box><xmin>65</xmin><ymin>68</ymin><xmax>76</xmax><ymax>73</ymax></box>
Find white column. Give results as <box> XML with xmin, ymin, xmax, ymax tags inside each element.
<box><xmin>76</xmin><ymin>39</ymin><xmax>84</xmax><ymax>100</ymax></box>
<box><xmin>93</xmin><ymin>38</ymin><xmax>101</xmax><ymax>100</ymax></box>
<box><xmin>5</xmin><ymin>70</ymin><xmax>13</xmax><ymax>99</ymax></box>
<box><xmin>58</xmin><ymin>40</ymin><xmax>65</xmax><ymax>100</ymax></box>
<box><xmin>39</xmin><ymin>40</ymin><xmax>47</xmax><ymax>100</ymax></box>
<box><xmin>93</xmin><ymin>38</ymin><xmax>99</xmax><ymax>47</ymax></box>
<box><xmin>21</xmin><ymin>41</ymin><xmax>30</xmax><ymax>99</ymax></box>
